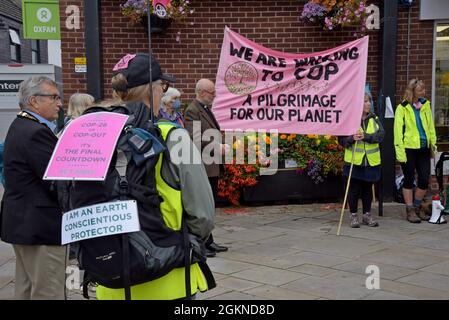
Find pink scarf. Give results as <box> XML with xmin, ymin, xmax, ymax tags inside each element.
<box><xmin>413</xmin><ymin>101</ymin><xmax>422</xmax><ymax>110</ymax></box>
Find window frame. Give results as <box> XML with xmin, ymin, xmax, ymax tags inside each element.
<box><xmin>432</xmin><ymin>20</ymin><xmax>449</xmax><ymax>117</ymax></box>
<box><xmin>9</xmin><ymin>28</ymin><xmax>21</xmax><ymax>63</ymax></box>
<box><xmin>31</xmin><ymin>40</ymin><xmax>41</xmax><ymax>64</ymax></box>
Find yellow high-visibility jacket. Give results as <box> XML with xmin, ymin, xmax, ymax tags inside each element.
<box><xmin>394</xmin><ymin>99</ymin><xmax>436</xmax><ymax>163</ymax></box>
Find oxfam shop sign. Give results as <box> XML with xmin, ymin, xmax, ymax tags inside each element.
<box><xmin>22</xmin><ymin>0</ymin><xmax>60</xmax><ymax>40</ymax></box>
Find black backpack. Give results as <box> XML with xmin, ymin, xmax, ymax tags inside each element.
<box><xmin>61</xmin><ymin>102</ymin><xmax>215</xmax><ymax>299</ymax></box>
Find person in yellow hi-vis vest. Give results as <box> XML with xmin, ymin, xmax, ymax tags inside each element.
<box><xmin>96</xmin><ymin>53</ymin><xmax>215</xmax><ymax>300</ymax></box>
<box><xmin>394</xmin><ymin>79</ymin><xmax>436</xmax><ymax>223</ymax></box>
<box><xmin>338</xmin><ymin>90</ymin><xmax>385</xmax><ymax>228</ymax></box>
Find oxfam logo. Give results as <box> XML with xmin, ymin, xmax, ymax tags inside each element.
<box><xmin>37</xmin><ymin>8</ymin><xmax>52</xmax><ymax>23</ymax></box>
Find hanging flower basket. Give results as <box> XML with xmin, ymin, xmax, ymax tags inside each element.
<box><xmin>121</xmin><ymin>0</ymin><xmax>192</xmax><ymax>33</ymax></box>
<box><xmin>300</xmin><ymin>0</ymin><xmax>367</xmax><ymax>33</ymax></box>
<box><xmin>141</xmin><ymin>14</ymin><xmax>172</xmax><ymax>34</ymax></box>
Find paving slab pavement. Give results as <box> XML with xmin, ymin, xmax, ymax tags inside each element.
<box><xmin>1</xmin><ymin>201</ymin><xmax>449</xmax><ymax>300</ymax></box>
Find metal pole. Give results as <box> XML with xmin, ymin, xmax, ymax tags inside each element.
<box><xmin>147</xmin><ymin>0</ymin><xmax>155</xmax><ymax>121</ymax></box>
<box><xmin>377</xmin><ymin>89</ymin><xmax>384</xmax><ymax>217</ymax></box>
<box><xmin>406</xmin><ymin>5</ymin><xmax>412</xmax><ymax>82</ymax></box>
<box><xmin>84</xmin><ymin>0</ymin><xmax>102</xmax><ymax>101</ymax></box>
<box><xmin>378</xmin><ymin>0</ymin><xmax>399</xmax><ymax>204</ymax></box>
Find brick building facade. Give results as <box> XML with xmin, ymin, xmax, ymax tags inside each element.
<box><xmin>58</xmin><ymin>0</ymin><xmax>433</xmax><ymax>105</ymax></box>
<box><xmin>0</xmin><ymin>0</ymin><xmax>48</xmax><ymax>64</ymax></box>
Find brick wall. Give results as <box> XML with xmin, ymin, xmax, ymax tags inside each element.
<box><xmin>0</xmin><ymin>15</ymin><xmax>48</xmax><ymax>64</ymax></box>
<box><xmin>58</xmin><ymin>0</ymin><xmax>434</xmax><ymax>109</ymax></box>
<box><xmin>59</xmin><ymin>1</ymin><xmax>86</xmax><ymax>101</ymax></box>
<box><xmin>396</xmin><ymin>2</ymin><xmax>434</xmax><ymax>104</ymax></box>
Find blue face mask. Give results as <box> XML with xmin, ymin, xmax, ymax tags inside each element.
<box><xmin>172</xmin><ymin>99</ymin><xmax>181</xmax><ymax>110</ymax></box>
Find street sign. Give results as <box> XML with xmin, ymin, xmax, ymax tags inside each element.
<box><xmin>22</xmin><ymin>0</ymin><xmax>61</xmax><ymax>40</ymax></box>
<box><xmin>74</xmin><ymin>57</ymin><xmax>87</xmax><ymax>73</ymax></box>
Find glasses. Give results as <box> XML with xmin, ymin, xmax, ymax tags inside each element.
<box><xmin>202</xmin><ymin>89</ymin><xmax>216</xmax><ymax>96</ymax></box>
<box><xmin>161</xmin><ymin>82</ymin><xmax>170</xmax><ymax>93</ymax></box>
<box><xmin>35</xmin><ymin>94</ymin><xmax>61</xmax><ymax>102</ymax></box>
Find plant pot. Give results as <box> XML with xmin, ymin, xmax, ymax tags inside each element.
<box><xmin>242</xmin><ymin>170</ymin><xmax>344</xmax><ymax>204</ymax></box>
<box><xmin>141</xmin><ymin>14</ymin><xmax>172</xmax><ymax>34</ymax></box>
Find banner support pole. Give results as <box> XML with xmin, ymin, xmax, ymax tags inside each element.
<box><xmin>337</xmin><ymin>140</ymin><xmax>358</xmax><ymax>236</ymax></box>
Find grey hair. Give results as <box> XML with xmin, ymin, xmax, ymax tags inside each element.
<box><xmin>161</xmin><ymin>87</ymin><xmax>181</xmax><ymax>106</ymax></box>
<box><xmin>195</xmin><ymin>81</ymin><xmax>202</xmax><ymax>93</ymax></box>
<box><xmin>19</xmin><ymin>76</ymin><xmax>57</xmax><ymax>109</ymax></box>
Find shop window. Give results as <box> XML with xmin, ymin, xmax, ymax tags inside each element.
<box><xmin>434</xmin><ymin>23</ymin><xmax>449</xmax><ymax>149</ymax></box>
<box><xmin>31</xmin><ymin>40</ymin><xmax>40</xmax><ymax>64</ymax></box>
<box><xmin>9</xmin><ymin>28</ymin><xmax>21</xmax><ymax>63</ymax></box>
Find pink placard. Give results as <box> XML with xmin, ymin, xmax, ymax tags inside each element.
<box><xmin>213</xmin><ymin>27</ymin><xmax>369</xmax><ymax>136</ymax></box>
<box><xmin>44</xmin><ymin>112</ymin><xmax>129</xmax><ymax>181</ymax></box>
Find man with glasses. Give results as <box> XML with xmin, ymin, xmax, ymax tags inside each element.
<box><xmin>185</xmin><ymin>79</ymin><xmax>229</xmax><ymax>258</ymax></box>
<box><xmin>0</xmin><ymin>76</ymin><xmax>67</xmax><ymax>299</ymax></box>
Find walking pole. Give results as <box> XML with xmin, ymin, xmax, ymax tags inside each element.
<box><xmin>337</xmin><ymin>140</ymin><xmax>358</xmax><ymax>236</ymax></box>
<box><xmin>372</xmin><ymin>184</ymin><xmax>376</xmax><ymax>205</ymax></box>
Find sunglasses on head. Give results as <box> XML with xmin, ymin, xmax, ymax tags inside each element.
<box><xmin>161</xmin><ymin>81</ymin><xmax>170</xmax><ymax>93</ymax></box>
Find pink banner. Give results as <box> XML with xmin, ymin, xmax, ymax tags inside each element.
<box><xmin>213</xmin><ymin>27</ymin><xmax>369</xmax><ymax>135</ymax></box>
<box><xmin>44</xmin><ymin>112</ymin><xmax>129</xmax><ymax>181</ymax></box>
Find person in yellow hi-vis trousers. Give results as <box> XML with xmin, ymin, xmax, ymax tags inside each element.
<box><xmin>338</xmin><ymin>90</ymin><xmax>385</xmax><ymax>228</ymax></box>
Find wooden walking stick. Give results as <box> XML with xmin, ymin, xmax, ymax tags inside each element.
<box><xmin>337</xmin><ymin>140</ymin><xmax>358</xmax><ymax>236</ymax></box>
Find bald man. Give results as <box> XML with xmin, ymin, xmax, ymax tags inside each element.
<box><xmin>184</xmin><ymin>79</ymin><xmax>228</xmax><ymax>257</ymax></box>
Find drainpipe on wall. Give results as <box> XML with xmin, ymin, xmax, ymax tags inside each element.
<box><xmin>84</xmin><ymin>0</ymin><xmax>102</xmax><ymax>101</ymax></box>
<box><xmin>378</xmin><ymin>0</ymin><xmax>399</xmax><ymax>210</ymax></box>
<box><xmin>406</xmin><ymin>5</ymin><xmax>412</xmax><ymax>82</ymax></box>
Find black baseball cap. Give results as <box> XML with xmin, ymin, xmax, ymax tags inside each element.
<box><xmin>112</xmin><ymin>53</ymin><xmax>176</xmax><ymax>90</ymax></box>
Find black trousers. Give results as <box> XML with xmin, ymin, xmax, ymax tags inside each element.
<box><xmin>208</xmin><ymin>177</ymin><xmax>219</xmax><ymax>200</ymax></box>
<box><xmin>348</xmin><ymin>178</ymin><xmax>373</xmax><ymax>214</ymax></box>
<box><xmin>401</xmin><ymin>147</ymin><xmax>431</xmax><ymax>190</ymax></box>
<box><xmin>206</xmin><ymin>177</ymin><xmax>219</xmax><ymax>247</ymax></box>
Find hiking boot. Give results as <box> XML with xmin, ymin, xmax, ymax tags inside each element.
<box><xmin>362</xmin><ymin>213</ymin><xmax>379</xmax><ymax>227</ymax></box>
<box><xmin>350</xmin><ymin>214</ymin><xmax>360</xmax><ymax>228</ymax></box>
<box><xmin>415</xmin><ymin>206</ymin><xmax>430</xmax><ymax>221</ymax></box>
<box><xmin>406</xmin><ymin>206</ymin><xmax>421</xmax><ymax>223</ymax></box>
<box><xmin>420</xmin><ymin>202</ymin><xmax>432</xmax><ymax>217</ymax></box>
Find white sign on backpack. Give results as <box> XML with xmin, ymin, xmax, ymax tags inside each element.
<box><xmin>61</xmin><ymin>200</ymin><xmax>140</xmax><ymax>245</ymax></box>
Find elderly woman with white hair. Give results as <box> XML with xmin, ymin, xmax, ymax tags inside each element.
<box><xmin>56</xmin><ymin>93</ymin><xmax>95</xmax><ymax>137</ymax></box>
<box><xmin>158</xmin><ymin>87</ymin><xmax>185</xmax><ymax>127</ymax></box>
<box><xmin>67</xmin><ymin>93</ymin><xmax>95</xmax><ymax>119</ymax></box>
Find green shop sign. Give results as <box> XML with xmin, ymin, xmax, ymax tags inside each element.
<box><xmin>22</xmin><ymin>0</ymin><xmax>60</xmax><ymax>40</ymax></box>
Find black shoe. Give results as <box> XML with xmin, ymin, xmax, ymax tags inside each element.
<box><xmin>207</xmin><ymin>242</ymin><xmax>228</xmax><ymax>253</ymax></box>
<box><xmin>206</xmin><ymin>248</ymin><xmax>216</xmax><ymax>258</ymax></box>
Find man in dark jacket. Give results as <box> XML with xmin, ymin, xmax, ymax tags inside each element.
<box><xmin>0</xmin><ymin>76</ymin><xmax>66</xmax><ymax>299</ymax></box>
<box><xmin>184</xmin><ymin>79</ymin><xmax>228</xmax><ymax>257</ymax></box>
